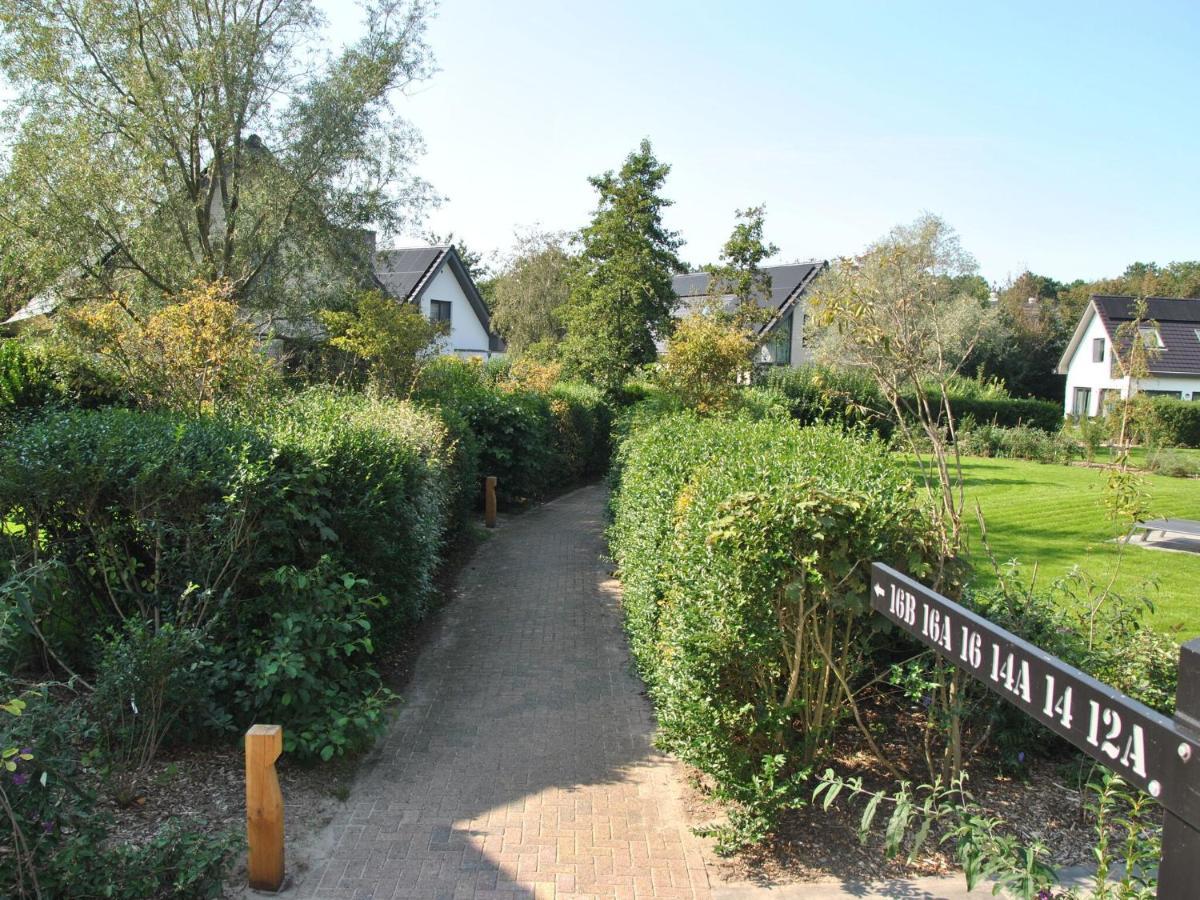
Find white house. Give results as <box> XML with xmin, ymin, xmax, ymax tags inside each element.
<box><xmin>1055</xmin><ymin>295</ymin><xmax>1200</xmax><ymax>417</ymax></box>
<box><xmin>668</xmin><ymin>261</ymin><xmax>827</xmax><ymax>367</ymax></box>
<box><xmin>373</xmin><ymin>245</ymin><xmax>503</xmax><ymax>360</ymax></box>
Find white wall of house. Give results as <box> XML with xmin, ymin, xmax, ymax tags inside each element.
<box><xmin>417</xmin><ymin>266</ymin><xmax>492</xmax><ymax>360</ymax></box>
<box><xmin>1063</xmin><ymin>311</ymin><xmax>1200</xmax><ymax>415</ymax></box>
<box><xmin>790</xmin><ymin>302</ymin><xmax>811</xmax><ymax>367</ymax></box>
<box><xmin>1063</xmin><ymin>312</ymin><xmax>1124</xmax><ymax>416</ymax></box>
<box><xmin>1132</xmin><ymin>375</ymin><xmax>1200</xmax><ymax>401</ymax></box>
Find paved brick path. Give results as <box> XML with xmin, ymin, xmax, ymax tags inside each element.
<box><xmin>289</xmin><ymin>484</ymin><xmax>712</xmax><ymax>899</ymax></box>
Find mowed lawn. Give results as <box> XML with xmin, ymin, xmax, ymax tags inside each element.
<box><xmin>951</xmin><ymin>457</ymin><xmax>1200</xmax><ymax>638</ymax></box>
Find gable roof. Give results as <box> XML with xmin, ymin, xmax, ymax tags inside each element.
<box><xmin>671</xmin><ymin>261</ymin><xmax>826</xmax><ymax>334</ymax></box>
<box><xmin>373</xmin><ymin>244</ymin><xmax>504</xmax><ymax>353</ymax></box>
<box><xmin>1056</xmin><ymin>295</ymin><xmax>1200</xmax><ymax>376</ymax></box>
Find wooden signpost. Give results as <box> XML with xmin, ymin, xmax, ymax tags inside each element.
<box><xmin>871</xmin><ymin>563</ymin><xmax>1200</xmax><ymax>898</ymax></box>
<box><xmin>245</xmin><ymin>724</ymin><xmax>284</xmax><ymax>892</ymax></box>
<box><xmin>485</xmin><ymin>476</ymin><xmax>497</xmax><ymax>528</ymax></box>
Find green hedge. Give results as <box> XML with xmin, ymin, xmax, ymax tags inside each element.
<box><xmin>609</xmin><ymin>413</ymin><xmax>937</xmax><ymax>838</ymax></box>
<box><xmin>1149</xmin><ymin>397</ymin><xmax>1200</xmax><ymax>448</ymax></box>
<box><xmin>0</xmin><ymin>391</ymin><xmax>454</xmax><ymax>761</ymax></box>
<box><xmin>415</xmin><ymin>358</ymin><xmax>612</xmax><ymax>505</ymax></box>
<box><xmin>761</xmin><ymin>366</ymin><xmax>1062</xmax><ymax>436</ymax></box>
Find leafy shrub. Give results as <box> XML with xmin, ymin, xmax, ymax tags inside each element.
<box><xmin>0</xmin><ymin>684</ymin><xmax>239</xmax><ymax>898</ymax></box>
<box><xmin>0</xmin><ymin>407</ymin><xmax>285</xmax><ymax>661</ymax></box>
<box><xmin>319</xmin><ymin>290</ymin><xmax>447</xmax><ymax>396</ymax></box>
<box><xmin>610</xmin><ymin>414</ymin><xmax>938</xmax><ymax>842</ymax></box>
<box><xmin>415</xmin><ymin>356</ymin><xmax>611</xmax><ymax>504</ymax></box>
<box><xmin>1147</xmin><ymin>397</ymin><xmax>1200</xmax><ymax>448</ymax></box>
<box><xmin>760</xmin><ymin>365</ymin><xmax>893</xmax><ymax>436</ymax></box>
<box><xmin>0</xmin><ymin>392</ymin><xmax>453</xmax><ymax>761</ymax></box>
<box><xmin>1147</xmin><ymin>449</ymin><xmax>1200</xmax><ymax>478</ymax></box>
<box><xmin>957</xmin><ymin>422</ymin><xmax>1075</xmax><ymax>463</ymax></box>
<box><xmin>91</xmin><ymin>622</ymin><xmax>213</xmax><ymax>803</ymax></box>
<box><xmin>58</xmin><ymin>282</ymin><xmax>279</xmax><ymax>413</ymax></box>
<box><xmin>763</xmin><ymin>365</ymin><xmax>1062</xmax><ymax>435</ymax></box>
<box><xmin>0</xmin><ymin>340</ymin><xmax>57</xmax><ymax>413</ymax></box>
<box><xmin>220</xmin><ymin>560</ymin><xmax>392</xmax><ymax>761</ymax></box>
<box><xmin>657</xmin><ymin>314</ymin><xmax>755</xmax><ymax>413</ymax></box>
<box><xmin>548</xmin><ymin>381</ymin><xmax>613</xmax><ymax>479</ymax></box>
<box><xmin>266</xmin><ymin>388</ymin><xmax>453</xmax><ymax>633</ymax></box>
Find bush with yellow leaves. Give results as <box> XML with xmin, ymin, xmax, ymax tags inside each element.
<box><xmin>656</xmin><ymin>313</ymin><xmax>755</xmax><ymax>414</ymax></box>
<box><xmin>59</xmin><ymin>281</ymin><xmax>276</xmax><ymax>413</ymax></box>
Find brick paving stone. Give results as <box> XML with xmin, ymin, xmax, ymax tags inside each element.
<box><xmin>285</xmin><ymin>486</ymin><xmax>712</xmax><ymax>899</ymax></box>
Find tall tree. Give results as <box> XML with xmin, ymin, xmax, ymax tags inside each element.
<box><xmin>968</xmin><ymin>270</ymin><xmax>1069</xmax><ymax>400</ymax></box>
<box><xmin>488</xmin><ymin>228</ymin><xmax>575</xmax><ymax>356</ymax></box>
<box><xmin>559</xmin><ymin>139</ymin><xmax>685</xmax><ymax>391</ymax></box>
<box><xmin>0</xmin><ymin>0</ymin><xmax>436</xmax><ymax>320</ymax></box>
<box><xmin>703</xmin><ymin>205</ymin><xmax>778</xmax><ymax>322</ymax></box>
<box><xmin>809</xmin><ymin>213</ymin><xmax>996</xmax><ymax>783</ymax></box>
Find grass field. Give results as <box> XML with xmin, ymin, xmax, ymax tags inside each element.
<box><xmin>952</xmin><ymin>457</ymin><xmax>1200</xmax><ymax>638</ymax></box>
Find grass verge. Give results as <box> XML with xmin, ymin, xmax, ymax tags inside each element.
<box><xmin>951</xmin><ymin>457</ymin><xmax>1200</xmax><ymax>637</ymax></box>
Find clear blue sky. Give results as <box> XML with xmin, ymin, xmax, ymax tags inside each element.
<box><xmin>321</xmin><ymin>0</ymin><xmax>1200</xmax><ymax>284</ymax></box>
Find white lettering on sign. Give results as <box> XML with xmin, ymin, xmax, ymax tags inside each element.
<box><xmin>959</xmin><ymin>625</ymin><xmax>983</xmax><ymax>668</ymax></box>
<box><xmin>990</xmin><ymin>645</ymin><xmax>1033</xmax><ymax>703</ymax></box>
<box><xmin>888</xmin><ymin>584</ymin><xmax>918</xmax><ymax>627</ymax></box>
<box><xmin>872</xmin><ymin>564</ymin><xmax>1197</xmax><ymax>820</ymax></box>
<box><xmin>1042</xmin><ymin>675</ymin><xmax>1074</xmax><ymax>729</ymax></box>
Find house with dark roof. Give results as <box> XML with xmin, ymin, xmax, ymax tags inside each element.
<box><xmin>4</xmin><ymin>240</ymin><xmax>505</xmax><ymax>360</ymax></box>
<box><xmin>373</xmin><ymin>245</ymin><xmax>503</xmax><ymax>360</ymax></box>
<box><xmin>669</xmin><ymin>261</ymin><xmax>826</xmax><ymax>367</ymax></box>
<box><xmin>1055</xmin><ymin>295</ymin><xmax>1200</xmax><ymax>417</ymax></box>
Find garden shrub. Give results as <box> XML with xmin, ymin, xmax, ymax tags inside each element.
<box><xmin>0</xmin><ymin>391</ymin><xmax>454</xmax><ymax>761</ymax></box>
<box><xmin>58</xmin><ymin>283</ymin><xmax>279</xmax><ymax>414</ymax></box>
<box><xmin>610</xmin><ymin>414</ymin><xmax>938</xmax><ymax>842</ymax></box>
<box><xmin>218</xmin><ymin>559</ymin><xmax>392</xmax><ymax>760</ymax></box>
<box><xmin>0</xmin><ymin>339</ymin><xmax>57</xmax><ymax>413</ymax></box>
<box><xmin>265</xmin><ymin>388</ymin><xmax>453</xmax><ymax>633</ymax></box>
<box><xmin>956</xmin><ymin>421</ymin><xmax>1075</xmax><ymax>463</ymax></box>
<box><xmin>1147</xmin><ymin>449</ymin><xmax>1200</xmax><ymax>478</ymax></box>
<box><xmin>1147</xmin><ymin>397</ymin><xmax>1200</xmax><ymax>448</ymax></box>
<box><xmin>0</xmin><ymin>684</ymin><xmax>240</xmax><ymax>898</ymax></box>
<box><xmin>762</xmin><ymin>365</ymin><xmax>1062</xmax><ymax>436</ymax></box>
<box><xmin>415</xmin><ymin>356</ymin><xmax>611</xmax><ymax>504</ymax></box>
<box><xmin>657</xmin><ymin>313</ymin><xmax>755</xmax><ymax>413</ymax></box>
<box><xmin>91</xmin><ymin>622</ymin><xmax>213</xmax><ymax>803</ymax></box>
<box><xmin>0</xmin><ymin>407</ymin><xmax>286</xmax><ymax>663</ymax></box>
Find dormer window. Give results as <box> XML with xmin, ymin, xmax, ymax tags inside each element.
<box><xmin>1137</xmin><ymin>326</ymin><xmax>1164</xmax><ymax>349</ymax></box>
<box><xmin>430</xmin><ymin>300</ymin><xmax>451</xmax><ymax>324</ymax></box>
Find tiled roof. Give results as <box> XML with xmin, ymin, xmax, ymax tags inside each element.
<box><xmin>671</xmin><ymin>262</ymin><xmax>824</xmax><ymax>333</ymax></box>
<box><xmin>1093</xmin><ymin>295</ymin><xmax>1200</xmax><ymax>377</ymax></box>
<box><xmin>373</xmin><ymin>246</ymin><xmax>449</xmax><ymax>301</ymax></box>
<box><xmin>672</xmin><ymin>262</ymin><xmax>822</xmax><ymax>310</ymax></box>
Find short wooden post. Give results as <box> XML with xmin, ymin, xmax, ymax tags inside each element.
<box><xmin>485</xmin><ymin>476</ymin><xmax>497</xmax><ymax>528</ymax></box>
<box><xmin>245</xmin><ymin>724</ymin><xmax>284</xmax><ymax>892</ymax></box>
<box><xmin>1159</xmin><ymin>638</ymin><xmax>1200</xmax><ymax>896</ymax></box>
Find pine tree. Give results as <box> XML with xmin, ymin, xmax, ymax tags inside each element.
<box><xmin>560</xmin><ymin>140</ymin><xmax>685</xmax><ymax>391</ymax></box>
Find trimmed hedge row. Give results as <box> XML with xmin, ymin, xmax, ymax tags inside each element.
<box><xmin>608</xmin><ymin>413</ymin><xmax>938</xmax><ymax>835</ymax></box>
<box><xmin>761</xmin><ymin>366</ymin><xmax>1062</xmax><ymax>435</ymax></box>
<box><xmin>0</xmin><ymin>376</ymin><xmax>614</xmax><ymax>763</ymax></box>
<box><xmin>1149</xmin><ymin>397</ymin><xmax>1200</xmax><ymax>448</ymax></box>
<box><xmin>414</xmin><ymin>358</ymin><xmax>612</xmax><ymax>505</ymax></box>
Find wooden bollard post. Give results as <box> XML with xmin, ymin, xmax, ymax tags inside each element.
<box><xmin>245</xmin><ymin>724</ymin><xmax>284</xmax><ymax>892</ymax></box>
<box><xmin>485</xmin><ymin>476</ymin><xmax>497</xmax><ymax>528</ymax></box>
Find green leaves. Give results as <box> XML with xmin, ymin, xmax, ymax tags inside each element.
<box><xmin>610</xmin><ymin>413</ymin><xmax>938</xmax><ymax>850</ymax></box>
